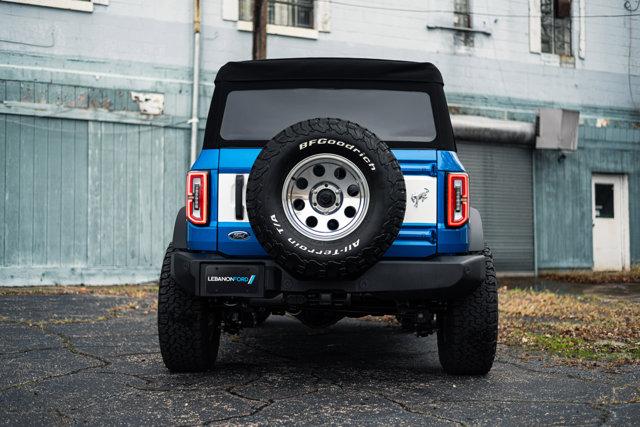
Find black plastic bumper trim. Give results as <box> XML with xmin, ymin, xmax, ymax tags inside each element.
<box><xmin>235</xmin><ymin>174</ymin><xmax>244</xmax><ymax>220</ymax></box>
<box><xmin>171</xmin><ymin>251</ymin><xmax>485</xmax><ymax>299</ymax></box>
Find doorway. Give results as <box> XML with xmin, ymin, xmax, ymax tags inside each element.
<box><xmin>592</xmin><ymin>174</ymin><xmax>630</xmax><ymax>271</ymax></box>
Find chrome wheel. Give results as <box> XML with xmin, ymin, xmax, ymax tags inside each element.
<box><xmin>282</xmin><ymin>153</ymin><xmax>370</xmax><ymax>241</ymax></box>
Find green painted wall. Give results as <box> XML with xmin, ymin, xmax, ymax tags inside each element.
<box><xmin>535</xmin><ymin>126</ymin><xmax>640</xmax><ymax>270</ymax></box>
<box><xmin>0</xmin><ymin>78</ymin><xmax>197</xmax><ymax>284</ymax></box>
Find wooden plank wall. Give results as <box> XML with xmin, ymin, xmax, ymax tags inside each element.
<box><xmin>0</xmin><ymin>80</ymin><xmax>191</xmax><ymax>284</ymax></box>
<box><xmin>535</xmin><ymin>126</ymin><xmax>640</xmax><ymax>269</ymax></box>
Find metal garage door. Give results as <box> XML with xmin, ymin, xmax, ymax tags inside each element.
<box><xmin>456</xmin><ymin>141</ymin><xmax>534</xmax><ymax>273</ymax></box>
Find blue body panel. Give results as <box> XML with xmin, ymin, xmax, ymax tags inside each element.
<box><xmin>393</xmin><ymin>149</ymin><xmax>438</xmax><ymax>176</ymax></box>
<box><xmin>188</xmin><ymin>221</ymin><xmax>217</xmax><ymax>251</ymax></box>
<box><xmin>436</xmin><ymin>150</ymin><xmax>464</xmax><ymax>172</ymax></box>
<box><xmin>219</xmin><ymin>148</ymin><xmax>260</xmax><ymax>173</ymax></box>
<box><xmin>384</xmin><ymin>223</ymin><xmax>437</xmax><ymax>258</ymax></box>
<box><xmin>218</xmin><ymin>222</ymin><xmax>267</xmax><ymax>256</ymax></box>
<box><xmin>187</xmin><ymin>148</ymin><xmax>470</xmax><ymax>257</ymax></box>
<box><xmin>192</xmin><ymin>149</ymin><xmax>219</xmax><ymax>170</ymax></box>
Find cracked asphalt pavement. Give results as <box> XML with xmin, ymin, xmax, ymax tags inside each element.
<box><xmin>0</xmin><ymin>291</ymin><xmax>638</xmax><ymax>425</ymax></box>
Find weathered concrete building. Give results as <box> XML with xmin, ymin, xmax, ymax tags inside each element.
<box><xmin>0</xmin><ymin>0</ymin><xmax>638</xmax><ymax>284</ymax></box>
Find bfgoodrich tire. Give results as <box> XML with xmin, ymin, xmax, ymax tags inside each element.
<box><xmin>436</xmin><ymin>246</ymin><xmax>498</xmax><ymax>375</ymax></box>
<box><xmin>158</xmin><ymin>243</ymin><xmax>221</xmax><ymax>372</ymax></box>
<box><xmin>246</xmin><ymin>118</ymin><xmax>406</xmax><ymax>280</ymax></box>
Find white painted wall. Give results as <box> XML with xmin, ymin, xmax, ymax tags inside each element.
<box><xmin>0</xmin><ymin>0</ymin><xmax>638</xmax><ymax>112</ymax></box>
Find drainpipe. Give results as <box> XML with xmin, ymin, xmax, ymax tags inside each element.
<box><xmin>532</xmin><ymin>153</ymin><xmax>539</xmax><ymax>277</ymax></box>
<box><xmin>189</xmin><ymin>0</ymin><xmax>201</xmax><ymax>166</ymax></box>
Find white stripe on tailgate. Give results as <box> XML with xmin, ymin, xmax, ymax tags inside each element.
<box><xmin>217</xmin><ymin>173</ymin><xmax>437</xmax><ymax>224</ymax></box>
<box><xmin>403</xmin><ymin>175</ymin><xmax>437</xmax><ymax>224</ymax></box>
<box><xmin>218</xmin><ymin>173</ymin><xmax>249</xmax><ymax>222</ymax></box>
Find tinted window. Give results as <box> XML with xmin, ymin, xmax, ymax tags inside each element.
<box><xmin>220</xmin><ymin>89</ymin><xmax>436</xmax><ymax>142</ymax></box>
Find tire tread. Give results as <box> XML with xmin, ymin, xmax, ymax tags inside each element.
<box><xmin>157</xmin><ymin>243</ymin><xmax>220</xmax><ymax>372</ymax></box>
<box><xmin>437</xmin><ymin>245</ymin><xmax>499</xmax><ymax>375</ymax></box>
<box><xmin>246</xmin><ymin>118</ymin><xmax>406</xmax><ymax>280</ymax></box>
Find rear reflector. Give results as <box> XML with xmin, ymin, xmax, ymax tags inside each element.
<box><xmin>446</xmin><ymin>172</ymin><xmax>469</xmax><ymax>227</ymax></box>
<box><xmin>187</xmin><ymin>171</ymin><xmax>209</xmax><ymax>225</ymax></box>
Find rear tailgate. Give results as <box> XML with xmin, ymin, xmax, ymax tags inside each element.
<box><xmin>217</xmin><ymin>149</ymin><xmax>263</xmax><ymax>256</ymax></box>
<box><xmin>384</xmin><ymin>150</ymin><xmax>437</xmax><ymax>257</ymax></box>
<box><xmin>215</xmin><ymin>148</ymin><xmax>440</xmax><ymax>258</ymax></box>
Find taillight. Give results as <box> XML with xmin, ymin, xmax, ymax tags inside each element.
<box><xmin>446</xmin><ymin>172</ymin><xmax>469</xmax><ymax>227</ymax></box>
<box><xmin>186</xmin><ymin>171</ymin><xmax>209</xmax><ymax>225</ymax></box>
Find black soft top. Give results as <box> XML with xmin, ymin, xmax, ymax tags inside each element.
<box><xmin>215</xmin><ymin>58</ymin><xmax>444</xmax><ymax>84</ymax></box>
<box><xmin>206</xmin><ymin>58</ymin><xmax>455</xmax><ymax>150</ymax></box>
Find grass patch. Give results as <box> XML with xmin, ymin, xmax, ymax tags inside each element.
<box><xmin>0</xmin><ymin>286</ymin><xmax>158</xmax><ymax>327</ymax></box>
<box><xmin>539</xmin><ymin>265</ymin><xmax>640</xmax><ymax>284</ymax></box>
<box><xmin>500</xmin><ymin>287</ymin><xmax>640</xmax><ymax>365</ymax></box>
<box><xmin>0</xmin><ymin>283</ymin><xmax>158</xmax><ymax>298</ymax></box>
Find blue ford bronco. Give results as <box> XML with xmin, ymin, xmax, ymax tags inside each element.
<box><xmin>159</xmin><ymin>58</ymin><xmax>498</xmax><ymax>375</ymax></box>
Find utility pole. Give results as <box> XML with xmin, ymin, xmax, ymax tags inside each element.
<box><xmin>252</xmin><ymin>0</ymin><xmax>268</xmax><ymax>59</ymax></box>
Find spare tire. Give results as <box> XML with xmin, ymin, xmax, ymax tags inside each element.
<box><xmin>246</xmin><ymin>118</ymin><xmax>405</xmax><ymax>280</ymax></box>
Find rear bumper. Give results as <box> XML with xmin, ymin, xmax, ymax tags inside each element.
<box><xmin>171</xmin><ymin>251</ymin><xmax>485</xmax><ymax>300</ymax></box>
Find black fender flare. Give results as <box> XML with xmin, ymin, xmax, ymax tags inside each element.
<box><xmin>172</xmin><ymin>207</ymin><xmax>187</xmax><ymax>249</ymax></box>
<box><xmin>468</xmin><ymin>207</ymin><xmax>485</xmax><ymax>253</ymax></box>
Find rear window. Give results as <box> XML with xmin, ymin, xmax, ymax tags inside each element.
<box><xmin>220</xmin><ymin>89</ymin><xmax>436</xmax><ymax>143</ymax></box>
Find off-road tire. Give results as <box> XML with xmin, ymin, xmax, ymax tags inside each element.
<box><xmin>246</xmin><ymin>118</ymin><xmax>406</xmax><ymax>280</ymax></box>
<box><xmin>437</xmin><ymin>246</ymin><xmax>498</xmax><ymax>375</ymax></box>
<box><xmin>158</xmin><ymin>243</ymin><xmax>221</xmax><ymax>372</ymax></box>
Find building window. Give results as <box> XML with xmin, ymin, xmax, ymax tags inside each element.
<box><xmin>453</xmin><ymin>0</ymin><xmax>473</xmax><ymax>47</ymax></box>
<box><xmin>239</xmin><ymin>0</ymin><xmax>314</xmax><ymax>29</ymax></box>
<box><xmin>0</xmin><ymin>0</ymin><xmax>103</xmax><ymax>12</ymax></box>
<box><xmin>594</xmin><ymin>184</ymin><xmax>614</xmax><ymax>218</ymax></box>
<box><xmin>540</xmin><ymin>0</ymin><xmax>572</xmax><ymax>55</ymax></box>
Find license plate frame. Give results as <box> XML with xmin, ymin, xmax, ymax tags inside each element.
<box><xmin>200</xmin><ymin>264</ymin><xmax>264</xmax><ymax>297</ymax></box>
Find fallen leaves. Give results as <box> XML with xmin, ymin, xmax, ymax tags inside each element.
<box><xmin>0</xmin><ymin>284</ymin><xmax>158</xmax><ymax>298</ymax></box>
<box><xmin>499</xmin><ymin>287</ymin><xmax>640</xmax><ymax>365</ymax></box>
<box><xmin>539</xmin><ymin>266</ymin><xmax>640</xmax><ymax>284</ymax></box>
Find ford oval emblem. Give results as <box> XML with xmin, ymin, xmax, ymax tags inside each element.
<box><xmin>228</xmin><ymin>231</ymin><xmax>250</xmax><ymax>240</ymax></box>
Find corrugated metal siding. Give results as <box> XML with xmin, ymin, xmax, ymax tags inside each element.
<box><xmin>457</xmin><ymin>141</ymin><xmax>534</xmax><ymax>272</ymax></box>
<box><xmin>0</xmin><ymin>80</ymin><xmax>191</xmax><ymax>285</ymax></box>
